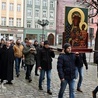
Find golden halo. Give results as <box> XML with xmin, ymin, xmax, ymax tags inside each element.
<box><xmin>79</xmin><ymin>22</ymin><xmax>88</xmax><ymax>30</ymax></box>
<box><xmin>67</xmin><ymin>8</ymin><xmax>85</xmax><ymax>25</ymax></box>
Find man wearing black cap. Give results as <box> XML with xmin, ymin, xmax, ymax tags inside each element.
<box><xmin>37</xmin><ymin>40</ymin><xmax>55</xmax><ymax>95</ymax></box>
<box><xmin>57</xmin><ymin>43</ymin><xmax>79</xmax><ymax>98</ymax></box>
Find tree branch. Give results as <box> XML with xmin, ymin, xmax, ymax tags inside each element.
<box><xmin>92</xmin><ymin>0</ymin><xmax>97</xmax><ymax>4</ymax></box>
<box><xmin>84</xmin><ymin>0</ymin><xmax>97</xmax><ymax>9</ymax></box>
<box><xmin>89</xmin><ymin>11</ymin><xmax>98</xmax><ymax>18</ymax></box>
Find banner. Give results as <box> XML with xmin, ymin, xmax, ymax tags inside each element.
<box><xmin>64</xmin><ymin>7</ymin><xmax>88</xmax><ymax>49</ymax></box>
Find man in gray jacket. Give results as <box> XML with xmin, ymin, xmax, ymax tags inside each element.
<box><xmin>23</xmin><ymin>40</ymin><xmax>36</xmax><ymax>82</ymax></box>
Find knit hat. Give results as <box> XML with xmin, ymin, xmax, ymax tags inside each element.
<box><xmin>44</xmin><ymin>40</ymin><xmax>49</xmax><ymax>45</ymax></box>
<box><xmin>34</xmin><ymin>40</ymin><xmax>38</xmax><ymax>43</ymax></box>
<box><xmin>63</xmin><ymin>43</ymin><xmax>71</xmax><ymax>50</ymax></box>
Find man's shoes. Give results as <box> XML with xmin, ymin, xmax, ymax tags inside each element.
<box><xmin>35</xmin><ymin>74</ymin><xmax>39</xmax><ymax>76</ymax></box>
<box><xmin>6</xmin><ymin>81</ymin><xmax>13</xmax><ymax>85</ymax></box>
<box><xmin>16</xmin><ymin>74</ymin><xmax>20</xmax><ymax>77</ymax></box>
<box><xmin>28</xmin><ymin>79</ymin><xmax>32</xmax><ymax>83</ymax></box>
<box><xmin>28</xmin><ymin>77</ymin><xmax>32</xmax><ymax>83</ymax></box>
<box><xmin>77</xmin><ymin>88</ymin><xmax>83</xmax><ymax>92</ymax></box>
<box><xmin>43</xmin><ymin>77</ymin><xmax>45</xmax><ymax>80</ymax></box>
<box><xmin>92</xmin><ymin>91</ymin><xmax>96</xmax><ymax>98</ymax></box>
<box><xmin>39</xmin><ymin>86</ymin><xmax>43</xmax><ymax>90</ymax></box>
<box><xmin>47</xmin><ymin>90</ymin><xmax>52</xmax><ymax>95</ymax></box>
<box><xmin>25</xmin><ymin>76</ymin><xmax>29</xmax><ymax>80</ymax></box>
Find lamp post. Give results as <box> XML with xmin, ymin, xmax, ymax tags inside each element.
<box><xmin>37</xmin><ymin>19</ymin><xmax>49</xmax><ymax>41</ymax></box>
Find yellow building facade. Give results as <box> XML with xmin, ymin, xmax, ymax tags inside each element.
<box><xmin>0</xmin><ymin>0</ymin><xmax>23</xmax><ymax>41</ymax></box>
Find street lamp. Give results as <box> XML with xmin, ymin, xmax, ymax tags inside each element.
<box><xmin>37</xmin><ymin>19</ymin><xmax>49</xmax><ymax>41</ymax></box>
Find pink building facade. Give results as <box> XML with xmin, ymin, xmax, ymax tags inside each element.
<box><xmin>56</xmin><ymin>0</ymin><xmax>75</xmax><ymax>44</ymax></box>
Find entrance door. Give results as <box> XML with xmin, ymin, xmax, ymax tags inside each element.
<box><xmin>48</xmin><ymin>33</ymin><xmax>54</xmax><ymax>45</ymax></box>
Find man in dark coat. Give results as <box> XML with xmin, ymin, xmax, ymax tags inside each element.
<box><xmin>75</xmin><ymin>53</ymin><xmax>88</xmax><ymax>92</ymax></box>
<box><xmin>33</xmin><ymin>40</ymin><xmax>40</xmax><ymax>76</ymax></box>
<box><xmin>38</xmin><ymin>40</ymin><xmax>55</xmax><ymax>95</ymax></box>
<box><xmin>0</xmin><ymin>40</ymin><xmax>14</xmax><ymax>85</ymax></box>
<box><xmin>57</xmin><ymin>43</ymin><xmax>79</xmax><ymax>98</ymax></box>
<box><xmin>92</xmin><ymin>53</ymin><xmax>98</xmax><ymax>98</ymax></box>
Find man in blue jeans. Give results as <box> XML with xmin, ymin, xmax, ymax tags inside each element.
<box><xmin>13</xmin><ymin>39</ymin><xmax>23</xmax><ymax>77</ymax></box>
<box><xmin>57</xmin><ymin>43</ymin><xmax>79</xmax><ymax>98</ymax></box>
<box><xmin>75</xmin><ymin>53</ymin><xmax>88</xmax><ymax>92</ymax></box>
<box><xmin>37</xmin><ymin>40</ymin><xmax>55</xmax><ymax>95</ymax></box>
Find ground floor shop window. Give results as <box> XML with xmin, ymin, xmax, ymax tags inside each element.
<box><xmin>39</xmin><ymin>34</ymin><xmax>45</xmax><ymax>41</ymax></box>
<box><xmin>58</xmin><ymin>34</ymin><xmax>62</xmax><ymax>45</ymax></box>
<box><xmin>0</xmin><ymin>34</ymin><xmax>13</xmax><ymax>40</ymax></box>
<box><xmin>26</xmin><ymin>34</ymin><xmax>37</xmax><ymax>41</ymax></box>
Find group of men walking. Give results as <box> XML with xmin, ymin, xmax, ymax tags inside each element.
<box><xmin>0</xmin><ymin>38</ymin><xmax>55</xmax><ymax>95</ymax></box>
<box><xmin>0</xmin><ymin>38</ymin><xmax>97</xmax><ymax>98</ymax></box>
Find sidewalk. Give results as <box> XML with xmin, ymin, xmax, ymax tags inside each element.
<box><xmin>0</xmin><ymin>55</ymin><xmax>97</xmax><ymax>98</ymax></box>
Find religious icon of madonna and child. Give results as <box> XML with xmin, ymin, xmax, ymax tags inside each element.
<box><xmin>64</xmin><ymin>7</ymin><xmax>88</xmax><ymax>48</ymax></box>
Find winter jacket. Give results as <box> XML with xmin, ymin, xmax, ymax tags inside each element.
<box><xmin>23</xmin><ymin>45</ymin><xmax>36</xmax><ymax>65</ymax></box>
<box><xmin>75</xmin><ymin>53</ymin><xmax>88</xmax><ymax>68</ymax></box>
<box><xmin>13</xmin><ymin>44</ymin><xmax>23</xmax><ymax>58</ymax></box>
<box><xmin>57</xmin><ymin>53</ymin><xmax>78</xmax><ymax>80</ymax></box>
<box><xmin>37</xmin><ymin>47</ymin><xmax>55</xmax><ymax>70</ymax></box>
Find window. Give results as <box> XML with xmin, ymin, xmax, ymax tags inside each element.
<box><xmin>43</xmin><ymin>0</ymin><xmax>47</xmax><ymax>6</ymax></box>
<box><xmin>26</xmin><ymin>34</ymin><xmax>37</xmax><ymax>40</ymax></box>
<box><xmin>35</xmin><ymin>10</ymin><xmax>39</xmax><ymax>17</ymax></box>
<box><xmin>27</xmin><ymin>0</ymin><xmax>32</xmax><ymax>4</ymax></box>
<box><xmin>27</xmin><ymin>9</ymin><xmax>32</xmax><ymax>16</ymax></box>
<box><xmin>1</xmin><ymin>17</ymin><xmax>6</xmax><ymax>26</ymax></box>
<box><xmin>17</xmin><ymin>4</ymin><xmax>21</xmax><ymax>11</ymax></box>
<box><xmin>92</xmin><ymin>8</ymin><xmax>94</xmax><ymax>14</ymax></box>
<box><xmin>35</xmin><ymin>22</ymin><xmax>39</xmax><ymax>28</ymax></box>
<box><xmin>9</xmin><ymin>18</ymin><xmax>14</xmax><ymax>26</ymax></box>
<box><xmin>2</xmin><ymin>2</ymin><xmax>6</xmax><ymax>10</ymax></box>
<box><xmin>50</xmin><ymin>1</ymin><xmax>54</xmax><ymax>8</ymax></box>
<box><xmin>35</xmin><ymin>0</ymin><xmax>40</xmax><ymax>5</ymax></box>
<box><xmin>9</xmin><ymin>3</ymin><xmax>14</xmax><ymax>11</ymax></box>
<box><xmin>91</xmin><ymin>18</ymin><xmax>93</xmax><ymax>23</ymax></box>
<box><xmin>43</xmin><ymin>11</ymin><xmax>47</xmax><ymax>17</ymax></box>
<box><xmin>10</xmin><ymin>34</ymin><xmax>13</xmax><ymax>36</ymax></box>
<box><xmin>17</xmin><ymin>18</ymin><xmax>21</xmax><ymax>27</ymax></box>
<box><xmin>49</xmin><ymin>22</ymin><xmax>54</xmax><ymax>29</ymax></box>
<box><xmin>50</xmin><ymin>11</ymin><xmax>54</xmax><ymax>18</ymax></box>
<box><xmin>50</xmin><ymin>22</ymin><xmax>54</xmax><ymax>26</ymax></box>
<box><xmin>27</xmin><ymin>21</ymin><xmax>31</xmax><ymax>28</ymax></box>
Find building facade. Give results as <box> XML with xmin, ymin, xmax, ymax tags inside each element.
<box><xmin>24</xmin><ymin>0</ymin><xmax>57</xmax><ymax>45</ymax></box>
<box><xmin>56</xmin><ymin>0</ymin><xmax>76</xmax><ymax>45</ymax></box>
<box><xmin>88</xmin><ymin>8</ymin><xmax>98</xmax><ymax>47</ymax></box>
<box><xmin>0</xmin><ymin>0</ymin><xmax>24</xmax><ymax>41</ymax></box>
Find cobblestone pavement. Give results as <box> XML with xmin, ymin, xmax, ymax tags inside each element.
<box><xmin>0</xmin><ymin>55</ymin><xmax>98</xmax><ymax>98</ymax></box>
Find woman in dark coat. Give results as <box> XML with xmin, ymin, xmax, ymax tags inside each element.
<box><xmin>0</xmin><ymin>40</ymin><xmax>14</xmax><ymax>84</ymax></box>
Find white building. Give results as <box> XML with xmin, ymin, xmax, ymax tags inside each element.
<box><xmin>24</xmin><ymin>0</ymin><xmax>57</xmax><ymax>45</ymax></box>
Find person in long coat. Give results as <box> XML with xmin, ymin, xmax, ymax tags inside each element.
<box><xmin>0</xmin><ymin>40</ymin><xmax>14</xmax><ymax>85</ymax></box>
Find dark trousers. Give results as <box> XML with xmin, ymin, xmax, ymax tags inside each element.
<box><xmin>93</xmin><ymin>86</ymin><xmax>98</xmax><ymax>94</ymax></box>
<box><xmin>35</xmin><ymin>60</ymin><xmax>38</xmax><ymax>74</ymax></box>
<box><xmin>26</xmin><ymin>64</ymin><xmax>34</xmax><ymax>79</ymax></box>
